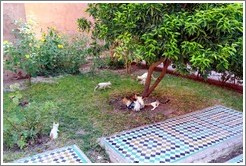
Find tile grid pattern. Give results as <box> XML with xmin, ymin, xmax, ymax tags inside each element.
<box><xmin>102</xmin><ymin>105</ymin><xmax>243</xmax><ymax>163</ymax></box>
<box><xmin>14</xmin><ymin>144</ymin><xmax>91</xmax><ymax>163</ymax></box>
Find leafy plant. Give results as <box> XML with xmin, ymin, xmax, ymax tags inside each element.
<box><xmin>64</xmin><ymin>34</ymin><xmax>88</xmax><ymax>74</ymax></box>
<box><xmin>3</xmin><ymin>101</ymin><xmax>59</xmax><ymax>149</ymax></box>
<box><xmin>38</xmin><ymin>28</ymin><xmax>88</xmax><ymax>76</ymax></box>
<box><xmin>37</xmin><ymin>27</ymin><xmax>67</xmax><ymax>76</ymax></box>
<box><xmin>3</xmin><ymin>20</ymin><xmax>40</xmax><ymax>85</ymax></box>
<box><xmin>3</xmin><ymin>20</ymin><xmax>89</xmax><ymax>80</ymax></box>
<box><xmin>114</xmin><ymin>32</ymin><xmax>141</xmax><ymax>73</ymax></box>
<box><xmin>107</xmin><ymin>57</ymin><xmax>125</xmax><ymax>70</ymax></box>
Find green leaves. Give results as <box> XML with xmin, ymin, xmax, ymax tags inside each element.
<box><xmin>3</xmin><ymin>20</ymin><xmax>40</xmax><ymax>78</ymax></box>
<box><xmin>4</xmin><ymin>20</ymin><xmax>89</xmax><ymax>78</ymax></box>
<box><xmin>79</xmin><ymin>3</ymin><xmax>243</xmax><ymax>79</ymax></box>
<box><xmin>77</xmin><ymin>18</ymin><xmax>91</xmax><ymax>32</ymax></box>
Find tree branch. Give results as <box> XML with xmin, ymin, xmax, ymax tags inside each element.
<box><xmin>143</xmin><ymin>59</ymin><xmax>171</xmax><ymax>97</ymax></box>
<box><xmin>142</xmin><ymin>58</ymin><xmax>165</xmax><ymax>97</ymax></box>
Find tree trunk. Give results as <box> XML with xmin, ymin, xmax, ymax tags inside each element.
<box><xmin>142</xmin><ymin>58</ymin><xmax>171</xmax><ymax>98</ymax></box>
<box><xmin>26</xmin><ymin>74</ymin><xmax>32</xmax><ymax>86</ymax></box>
<box><xmin>126</xmin><ymin>62</ymin><xmax>130</xmax><ymax>74</ymax></box>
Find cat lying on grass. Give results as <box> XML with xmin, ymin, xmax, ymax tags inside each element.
<box><xmin>94</xmin><ymin>81</ymin><xmax>112</xmax><ymax>91</ymax></box>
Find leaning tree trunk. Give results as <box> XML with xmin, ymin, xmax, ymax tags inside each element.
<box><xmin>142</xmin><ymin>58</ymin><xmax>171</xmax><ymax>98</ymax></box>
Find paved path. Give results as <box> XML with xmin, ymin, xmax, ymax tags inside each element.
<box><xmin>100</xmin><ymin>105</ymin><xmax>243</xmax><ymax>163</ymax></box>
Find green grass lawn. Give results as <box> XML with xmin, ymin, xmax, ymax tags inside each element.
<box><xmin>3</xmin><ymin>69</ymin><xmax>243</xmax><ymax>163</ymax></box>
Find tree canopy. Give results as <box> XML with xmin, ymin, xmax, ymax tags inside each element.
<box><xmin>78</xmin><ymin>3</ymin><xmax>243</xmax><ymax>97</ymax></box>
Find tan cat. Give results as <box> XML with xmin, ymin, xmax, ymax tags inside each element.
<box><xmin>122</xmin><ymin>97</ymin><xmax>141</xmax><ymax>111</ymax></box>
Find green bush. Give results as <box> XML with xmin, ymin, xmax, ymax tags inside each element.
<box><xmin>38</xmin><ymin>28</ymin><xmax>88</xmax><ymax>76</ymax></box>
<box><xmin>3</xmin><ymin>20</ymin><xmax>40</xmax><ymax>81</ymax></box>
<box><xmin>107</xmin><ymin>58</ymin><xmax>125</xmax><ymax>69</ymax></box>
<box><xmin>37</xmin><ymin>27</ymin><xmax>67</xmax><ymax>76</ymax></box>
<box><xmin>3</xmin><ymin>100</ymin><xmax>59</xmax><ymax>149</ymax></box>
<box><xmin>3</xmin><ymin>20</ymin><xmax>89</xmax><ymax>79</ymax></box>
<box><xmin>62</xmin><ymin>34</ymin><xmax>88</xmax><ymax>74</ymax></box>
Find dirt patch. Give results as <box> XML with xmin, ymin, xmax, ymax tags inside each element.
<box><xmin>87</xmin><ymin>146</ymin><xmax>110</xmax><ymax>163</ymax></box>
<box><xmin>3</xmin><ymin>134</ymin><xmax>52</xmax><ymax>156</ymax></box>
<box><xmin>108</xmin><ymin>94</ymin><xmax>177</xmax><ymax>118</ymax></box>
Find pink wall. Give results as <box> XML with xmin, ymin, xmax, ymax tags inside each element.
<box><xmin>24</xmin><ymin>3</ymin><xmax>93</xmax><ymax>37</ymax></box>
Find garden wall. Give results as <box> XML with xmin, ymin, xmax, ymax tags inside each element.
<box><xmin>3</xmin><ymin>3</ymin><xmax>26</xmax><ymax>42</ymax></box>
<box><xmin>3</xmin><ymin>2</ymin><xmax>92</xmax><ymax>81</ymax></box>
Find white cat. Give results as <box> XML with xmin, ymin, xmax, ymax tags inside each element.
<box><xmin>137</xmin><ymin>72</ymin><xmax>148</xmax><ymax>81</ymax></box>
<box><xmin>146</xmin><ymin>100</ymin><xmax>160</xmax><ymax>111</ymax></box>
<box><xmin>134</xmin><ymin>94</ymin><xmax>145</xmax><ymax>109</ymax></box>
<box><xmin>137</xmin><ymin>72</ymin><xmax>156</xmax><ymax>85</ymax></box>
<box><xmin>150</xmin><ymin>100</ymin><xmax>160</xmax><ymax>110</ymax></box>
<box><xmin>50</xmin><ymin>122</ymin><xmax>59</xmax><ymax>140</ymax></box>
<box><xmin>94</xmin><ymin>81</ymin><xmax>112</xmax><ymax>91</ymax></box>
<box><xmin>133</xmin><ymin>100</ymin><xmax>141</xmax><ymax>111</ymax></box>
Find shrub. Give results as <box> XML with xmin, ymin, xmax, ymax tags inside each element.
<box><xmin>3</xmin><ymin>20</ymin><xmax>40</xmax><ymax>84</ymax></box>
<box><xmin>3</xmin><ymin>100</ymin><xmax>59</xmax><ymax>149</ymax></box>
<box><xmin>107</xmin><ymin>58</ymin><xmax>125</xmax><ymax>69</ymax></box>
<box><xmin>3</xmin><ymin>20</ymin><xmax>89</xmax><ymax>79</ymax></box>
<box><xmin>37</xmin><ymin>27</ymin><xmax>67</xmax><ymax>76</ymax></box>
<box><xmin>38</xmin><ymin>28</ymin><xmax>88</xmax><ymax>76</ymax></box>
<box><xmin>62</xmin><ymin>34</ymin><xmax>88</xmax><ymax>74</ymax></box>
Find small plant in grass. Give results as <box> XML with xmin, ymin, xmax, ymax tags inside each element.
<box><xmin>3</xmin><ymin>101</ymin><xmax>59</xmax><ymax>149</ymax></box>
<box><xmin>8</xmin><ymin>83</ymin><xmax>22</xmax><ymax>105</ymax></box>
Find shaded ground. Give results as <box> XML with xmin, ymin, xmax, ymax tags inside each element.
<box><xmin>108</xmin><ymin>94</ymin><xmax>177</xmax><ymax>117</ymax></box>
